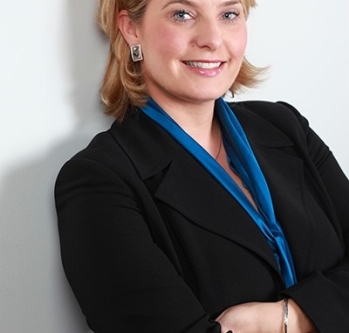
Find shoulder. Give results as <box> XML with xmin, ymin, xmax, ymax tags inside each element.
<box><xmin>229</xmin><ymin>100</ymin><xmax>311</xmax><ymax>143</ymax></box>
<box><xmin>231</xmin><ymin>100</ymin><xmax>308</xmax><ymax>128</ymax></box>
<box><xmin>65</xmin><ymin>126</ymin><xmax>127</xmax><ymax>173</ymax></box>
<box><xmin>54</xmin><ymin>115</ymin><xmax>137</xmax><ymax>189</ymax></box>
<box><xmin>59</xmin><ymin>110</ymin><xmax>150</xmax><ymax>168</ymax></box>
<box><xmin>228</xmin><ymin>100</ymin><xmax>332</xmax><ymax>168</ymax></box>
<box><xmin>55</xmin><ymin>109</ymin><xmax>176</xmax><ymax>186</ymax></box>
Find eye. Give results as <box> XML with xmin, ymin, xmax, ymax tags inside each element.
<box><xmin>222</xmin><ymin>11</ymin><xmax>240</xmax><ymax>21</ymax></box>
<box><xmin>172</xmin><ymin>9</ymin><xmax>194</xmax><ymax>22</ymax></box>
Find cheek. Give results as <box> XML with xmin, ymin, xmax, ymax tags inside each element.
<box><xmin>144</xmin><ymin>26</ymin><xmax>185</xmax><ymax>62</ymax></box>
<box><xmin>240</xmin><ymin>27</ymin><xmax>248</xmax><ymax>53</ymax></box>
<box><xmin>228</xmin><ymin>26</ymin><xmax>248</xmax><ymax>57</ymax></box>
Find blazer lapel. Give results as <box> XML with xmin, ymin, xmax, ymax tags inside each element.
<box><xmin>153</xmin><ymin>147</ymin><xmax>282</xmax><ymax>275</ymax></box>
<box><xmin>111</xmin><ymin>110</ymin><xmax>282</xmax><ymax>278</ymax></box>
<box><xmin>250</xmin><ymin>141</ymin><xmax>314</xmax><ymax>276</ymax></box>
<box><xmin>233</xmin><ymin>103</ymin><xmax>327</xmax><ymax>277</ymax></box>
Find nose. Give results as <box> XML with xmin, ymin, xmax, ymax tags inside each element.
<box><xmin>194</xmin><ymin>18</ymin><xmax>222</xmax><ymax>50</ymax></box>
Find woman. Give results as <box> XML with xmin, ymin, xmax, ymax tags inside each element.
<box><xmin>55</xmin><ymin>0</ymin><xmax>349</xmax><ymax>332</ymax></box>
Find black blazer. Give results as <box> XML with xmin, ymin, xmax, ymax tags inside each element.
<box><xmin>55</xmin><ymin>101</ymin><xmax>349</xmax><ymax>333</ymax></box>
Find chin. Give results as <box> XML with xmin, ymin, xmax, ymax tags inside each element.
<box><xmin>190</xmin><ymin>88</ymin><xmax>229</xmax><ymax>103</ymax></box>
<box><xmin>184</xmin><ymin>94</ymin><xmax>223</xmax><ymax>105</ymax></box>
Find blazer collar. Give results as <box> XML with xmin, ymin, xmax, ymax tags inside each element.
<box><xmin>111</xmin><ymin>110</ymin><xmax>178</xmax><ymax>180</ymax></box>
<box><xmin>232</xmin><ymin>102</ymin><xmax>294</xmax><ymax>148</ymax></box>
<box><xmin>111</xmin><ymin>103</ymin><xmax>295</xmax><ymax>178</ymax></box>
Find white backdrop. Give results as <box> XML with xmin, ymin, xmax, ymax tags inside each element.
<box><xmin>0</xmin><ymin>1</ymin><xmax>348</xmax><ymax>332</ymax></box>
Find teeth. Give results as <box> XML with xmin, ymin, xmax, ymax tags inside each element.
<box><xmin>185</xmin><ymin>61</ymin><xmax>221</xmax><ymax>69</ymax></box>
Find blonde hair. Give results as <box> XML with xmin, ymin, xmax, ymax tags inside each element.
<box><xmin>98</xmin><ymin>0</ymin><xmax>264</xmax><ymax>121</ymax></box>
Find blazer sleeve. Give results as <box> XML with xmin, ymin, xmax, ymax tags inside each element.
<box><xmin>279</xmin><ymin>103</ymin><xmax>349</xmax><ymax>333</ymax></box>
<box><xmin>55</xmin><ymin>156</ymin><xmax>222</xmax><ymax>333</ymax></box>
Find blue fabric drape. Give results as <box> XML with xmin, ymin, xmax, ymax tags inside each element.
<box><xmin>141</xmin><ymin>97</ymin><xmax>297</xmax><ymax>287</ymax></box>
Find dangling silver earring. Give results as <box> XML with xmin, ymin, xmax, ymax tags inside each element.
<box><xmin>130</xmin><ymin>44</ymin><xmax>143</xmax><ymax>62</ymax></box>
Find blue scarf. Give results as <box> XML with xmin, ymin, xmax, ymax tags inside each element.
<box><xmin>141</xmin><ymin>97</ymin><xmax>297</xmax><ymax>288</ymax></box>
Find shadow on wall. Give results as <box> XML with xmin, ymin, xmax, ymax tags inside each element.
<box><xmin>66</xmin><ymin>0</ymin><xmax>110</xmax><ymax>125</ymax></box>
<box><xmin>0</xmin><ymin>1</ymin><xmax>112</xmax><ymax>332</ymax></box>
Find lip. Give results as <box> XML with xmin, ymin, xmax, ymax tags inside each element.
<box><xmin>184</xmin><ymin>61</ymin><xmax>222</xmax><ymax>69</ymax></box>
<box><xmin>182</xmin><ymin>60</ymin><xmax>226</xmax><ymax>77</ymax></box>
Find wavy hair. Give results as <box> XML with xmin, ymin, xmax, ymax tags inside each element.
<box><xmin>98</xmin><ymin>0</ymin><xmax>264</xmax><ymax>121</ymax></box>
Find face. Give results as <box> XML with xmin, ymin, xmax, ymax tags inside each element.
<box><xmin>134</xmin><ymin>0</ymin><xmax>247</xmax><ymax>110</ymax></box>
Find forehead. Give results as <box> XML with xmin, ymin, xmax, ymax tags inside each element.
<box><xmin>150</xmin><ymin>0</ymin><xmax>251</xmax><ymax>12</ymax></box>
<box><xmin>149</xmin><ymin>0</ymin><xmax>244</xmax><ymax>5</ymax></box>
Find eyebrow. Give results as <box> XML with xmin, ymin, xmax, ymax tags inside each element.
<box><xmin>162</xmin><ymin>0</ymin><xmax>198</xmax><ymax>10</ymax></box>
<box><xmin>162</xmin><ymin>0</ymin><xmax>241</xmax><ymax>10</ymax></box>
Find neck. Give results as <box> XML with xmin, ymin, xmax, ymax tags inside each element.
<box><xmin>151</xmin><ymin>97</ymin><xmax>217</xmax><ymax>138</ymax></box>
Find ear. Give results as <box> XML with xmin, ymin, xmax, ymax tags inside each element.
<box><xmin>117</xmin><ymin>10</ymin><xmax>140</xmax><ymax>47</ymax></box>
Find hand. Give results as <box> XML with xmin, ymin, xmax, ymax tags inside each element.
<box><xmin>216</xmin><ymin>301</ymin><xmax>282</xmax><ymax>333</ymax></box>
<box><xmin>216</xmin><ymin>299</ymin><xmax>318</xmax><ymax>333</ymax></box>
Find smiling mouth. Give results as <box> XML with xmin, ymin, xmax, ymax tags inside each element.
<box><xmin>184</xmin><ymin>61</ymin><xmax>222</xmax><ymax>69</ymax></box>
